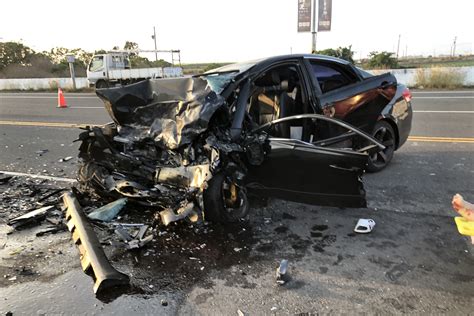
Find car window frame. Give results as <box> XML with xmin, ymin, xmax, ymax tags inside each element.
<box><xmin>302</xmin><ymin>58</ymin><xmax>361</xmax><ymax>96</ymax></box>
<box><xmin>306</xmin><ymin>59</ymin><xmax>360</xmax><ymax>94</ymax></box>
<box><xmin>243</xmin><ymin>59</ymin><xmax>314</xmax><ymax>125</ymax></box>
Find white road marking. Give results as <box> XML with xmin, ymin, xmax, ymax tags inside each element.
<box><xmin>414</xmin><ymin>96</ymin><xmax>474</xmax><ymax>99</ymax></box>
<box><xmin>0</xmin><ymin>170</ymin><xmax>76</xmax><ymax>183</ymax></box>
<box><xmin>0</xmin><ymin>96</ymin><xmax>97</xmax><ymax>99</ymax></box>
<box><xmin>413</xmin><ymin>110</ymin><xmax>474</xmax><ymax>113</ymax></box>
<box><xmin>69</xmin><ymin>107</ymin><xmax>103</xmax><ymax>109</ymax></box>
<box><xmin>412</xmin><ymin>91</ymin><xmax>474</xmax><ymax>94</ymax></box>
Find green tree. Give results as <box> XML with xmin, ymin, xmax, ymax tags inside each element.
<box><xmin>367</xmin><ymin>51</ymin><xmax>398</xmax><ymax>69</ymax></box>
<box><xmin>122</xmin><ymin>41</ymin><xmax>161</xmax><ymax>68</ymax></box>
<box><xmin>124</xmin><ymin>41</ymin><xmax>139</xmax><ymax>57</ymax></box>
<box><xmin>0</xmin><ymin>42</ymin><xmax>35</xmax><ymax>69</ymax></box>
<box><xmin>316</xmin><ymin>45</ymin><xmax>355</xmax><ymax>64</ymax></box>
<box><xmin>203</xmin><ymin>63</ymin><xmax>225</xmax><ymax>72</ymax></box>
<box><xmin>150</xmin><ymin>59</ymin><xmax>172</xmax><ymax>68</ymax></box>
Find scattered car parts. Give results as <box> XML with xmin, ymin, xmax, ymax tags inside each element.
<box><xmin>276</xmin><ymin>259</ymin><xmax>289</xmax><ymax>285</ymax></box>
<box><xmin>87</xmin><ymin>198</ymin><xmax>128</xmax><ymax>222</ymax></box>
<box><xmin>62</xmin><ymin>191</ymin><xmax>129</xmax><ymax>294</ymax></box>
<box><xmin>7</xmin><ymin>205</ymin><xmax>54</xmax><ymax>229</ymax></box>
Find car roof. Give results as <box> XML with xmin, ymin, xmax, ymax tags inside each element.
<box><xmin>207</xmin><ymin>54</ymin><xmax>351</xmax><ymax>75</ymax></box>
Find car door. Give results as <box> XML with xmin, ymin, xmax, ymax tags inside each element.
<box><xmin>303</xmin><ymin>58</ymin><xmax>397</xmax><ymax>134</ymax></box>
<box><xmin>245</xmin><ymin>114</ymin><xmax>384</xmax><ymax>208</ymax></box>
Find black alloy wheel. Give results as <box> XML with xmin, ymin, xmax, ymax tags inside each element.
<box><xmin>367</xmin><ymin>120</ymin><xmax>396</xmax><ymax>172</ymax></box>
<box><xmin>203</xmin><ymin>173</ymin><xmax>249</xmax><ymax>223</ymax></box>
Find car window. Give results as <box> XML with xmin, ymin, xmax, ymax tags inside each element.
<box><xmin>309</xmin><ymin>62</ymin><xmax>357</xmax><ymax>93</ymax></box>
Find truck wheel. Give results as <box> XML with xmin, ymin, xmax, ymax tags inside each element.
<box><xmin>95</xmin><ymin>80</ymin><xmax>109</xmax><ymax>89</ymax></box>
<box><xmin>367</xmin><ymin>120</ymin><xmax>396</xmax><ymax>173</ymax></box>
<box><xmin>203</xmin><ymin>173</ymin><xmax>249</xmax><ymax>223</ymax></box>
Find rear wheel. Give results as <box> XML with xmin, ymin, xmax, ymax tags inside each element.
<box><xmin>95</xmin><ymin>80</ymin><xmax>109</xmax><ymax>89</ymax></box>
<box><xmin>203</xmin><ymin>173</ymin><xmax>249</xmax><ymax>223</ymax></box>
<box><xmin>367</xmin><ymin>120</ymin><xmax>396</xmax><ymax>173</ymax></box>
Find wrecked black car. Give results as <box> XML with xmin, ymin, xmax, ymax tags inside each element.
<box><xmin>77</xmin><ymin>54</ymin><xmax>410</xmax><ymax>225</ymax></box>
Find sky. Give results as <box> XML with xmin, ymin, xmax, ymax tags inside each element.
<box><xmin>0</xmin><ymin>0</ymin><xmax>473</xmax><ymax>63</ymax></box>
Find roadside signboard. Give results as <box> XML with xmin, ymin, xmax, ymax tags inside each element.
<box><xmin>66</xmin><ymin>55</ymin><xmax>75</xmax><ymax>63</ymax></box>
<box><xmin>317</xmin><ymin>0</ymin><xmax>332</xmax><ymax>31</ymax></box>
<box><xmin>297</xmin><ymin>0</ymin><xmax>312</xmax><ymax>32</ymax></box>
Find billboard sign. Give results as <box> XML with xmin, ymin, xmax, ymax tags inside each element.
<box><xmin>318</xmin><ymin>0</ymin><xmax>332</xmax><ymax>32</ymax></box>
<box><xmin>297</xmin><ymin>0</ymin><xmax>312</xmax><ymax>32</ymax></box>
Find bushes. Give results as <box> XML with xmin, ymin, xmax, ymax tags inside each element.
<box><xmin>316</xmin><ymin>46</ymin><xmax>355</xmax><ymax>64</ymax></box>
<box><xmin>367</xmin><ymin>51</ymin><xmax>398</xmax><ymax>69</ymax></box>
<box><xmin>414</xmin><ymin>68</ymin><xmax>465</xmax><ymax>89</ymax></box>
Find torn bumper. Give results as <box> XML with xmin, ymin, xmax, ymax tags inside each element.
<box><xmin>63</xmin><ymin>192</ymin><xmax>129</xmax><ymax>293</ymax></box>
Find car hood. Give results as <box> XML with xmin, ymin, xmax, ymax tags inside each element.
<box><xmin>96</xmin><ymin>78</ymin><xmax>225</xmax><ymax>150</ymax></box>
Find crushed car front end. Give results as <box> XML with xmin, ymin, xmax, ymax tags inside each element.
<box><xmin>77</xmin><ymin>77</ymin><xmax>253</xmax><ymax>225</ymax></box>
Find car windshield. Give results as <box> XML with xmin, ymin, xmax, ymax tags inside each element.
<box><xmin>89</xmin><ymin>56</ymin><xmax>104</xmax><ymax>72</ymax></box>
<box><xmin>202</xmin><ymin>72</ymin><xmax>237</xmax><ymax>94</ymax></box>
<box><xmin>356</xmin><ymin>67</ymin><xmax>373</xmax><ymax>79</ymax></box>
<box><xmin>200</xmin><ymin>60</ymin><xmax>260</xmax><ymax>93</ymax></box>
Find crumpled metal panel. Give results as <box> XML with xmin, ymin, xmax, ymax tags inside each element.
<box><xmin>96</xmin><ymin>78</ymin><xmax>225</xmax><ymax>150</ymax></box>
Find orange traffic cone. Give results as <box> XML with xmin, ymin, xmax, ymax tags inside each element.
<box><xmin>57</xmin><ymin>88</ymin><xmax>67</xmax><ymax>108</ymax></box>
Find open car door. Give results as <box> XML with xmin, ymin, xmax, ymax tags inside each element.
<box><xmin>245</xmin><ymin>114</ymin><xmax>384</xmax><ymax>208</ymax></box>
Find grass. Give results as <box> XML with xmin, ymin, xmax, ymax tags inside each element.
<box><xmin>414</xmin><ymin>67</ymin><xmax>466</xmax><ymax>89</ymax></box>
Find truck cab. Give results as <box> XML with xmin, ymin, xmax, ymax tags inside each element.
<box><xmin>87</xmin><ymin>53</ymin><xmax>131</xmax><ymax>88</ymax></box>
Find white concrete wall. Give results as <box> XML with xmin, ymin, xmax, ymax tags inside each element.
<box><xmin>0</xmin><ymin>66</ymin><xmax>473</xmax><ymax>90</ymax></box>
<box><xmin>0</xmin><ymin>78</ymin><xmax>89</xmax><ymax>90</ymax></box>
<box><xmin>370</xmin><ymin>66</ymin><xmax>474</xmax><ymax>87</ymax></box>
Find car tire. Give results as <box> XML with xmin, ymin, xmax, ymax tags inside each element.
<box><xmin>367</xmin><ymin>120</ymin><xmax>396</xmax><ymax>173</ymax></box>
<box><xmin>203</xmin><ymin>172</ymin><xmax>249</xmax><ymax>223</ymax></box>
<box><xmin>95</xmin><ymin>80</ymin><xmax>109</xmax><ymax>89</ymax></box>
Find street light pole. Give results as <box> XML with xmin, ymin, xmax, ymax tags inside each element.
<box><xmin>452</xmin><ymin>36</ymin><xmax>457</xmax><ymax>57</ymax></box>
<box><xmin>396</xmin><ymin>34</ymin><xmax>401</xmax><ymax>59</ymax></box>
<box><xmin>311</xmin><ymin>0</ymin><xmax>317</xmax><ymax>53</ymax></box>
<box><xmin>152</xmin><ymin>26</ymin><xmax>158</xmax><ymax>61</ymax></box>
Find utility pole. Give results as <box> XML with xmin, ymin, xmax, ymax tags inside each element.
<box><xmin>152</xmin><ymin>26</ymin><xmax>158</xmax><ymax>61</ymax></box>
<box><xmin>452</xmin><ymin>36</ymin><xmax>457</xmax><ymax>57</ymax></box>
<box><xmin>396</xmin><ymin>34</ymin><xmax>401</xmax><ymax>59</ymax></box>
<box><xmin>311</xmin><ymin>0</ymin><xmax>318</xmax><ymax>53</ymax></box>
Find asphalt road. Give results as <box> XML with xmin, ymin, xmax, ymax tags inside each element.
<box><xmin>0</xmin><ymin>90</ymin><xmax>473</xmax><ymax>314</ymax></box>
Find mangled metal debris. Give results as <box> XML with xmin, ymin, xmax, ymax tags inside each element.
<box><xmin>114</xmin><ymin>224</ymin><xmax>153</xmax><ymax>250</ymax></box>
<box><xmin>7</xmin><ymin>205</ymin><xmax>54</xmax><ymax>229</ymax></box>
<box><xmin>87</xmin><ymin>198</ymin><xmax>128</xmax><ymax>222</ymax></box>
<box><xmin>0</xmin><ymin>174</ymin><xmax>13</xmax><ymax>183</ymax></box>
<box><xmin>62</xmin><ymin>192</ymin><xmax>129</xmax><ymax>294</ymax></box>
<box><xmin>77</xmin><ymin>77</ymin><xmax>253</xmax><ymax>226</ymax></box>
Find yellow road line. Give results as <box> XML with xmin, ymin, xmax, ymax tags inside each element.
<box><xmin>0</xmin><ymin>120</ymin><xmax>98</xmax><ymax>129</ymax></box>
<box><xmin>408</xmin><ymin>136</ymin><xmax>474</xmax><ymax>143</ymax></box>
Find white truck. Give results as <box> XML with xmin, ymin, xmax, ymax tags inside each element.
<box><xmin>87</xmin><ymin>51</ymin><xmax>183</xmax><ymax>89</ymax></box>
